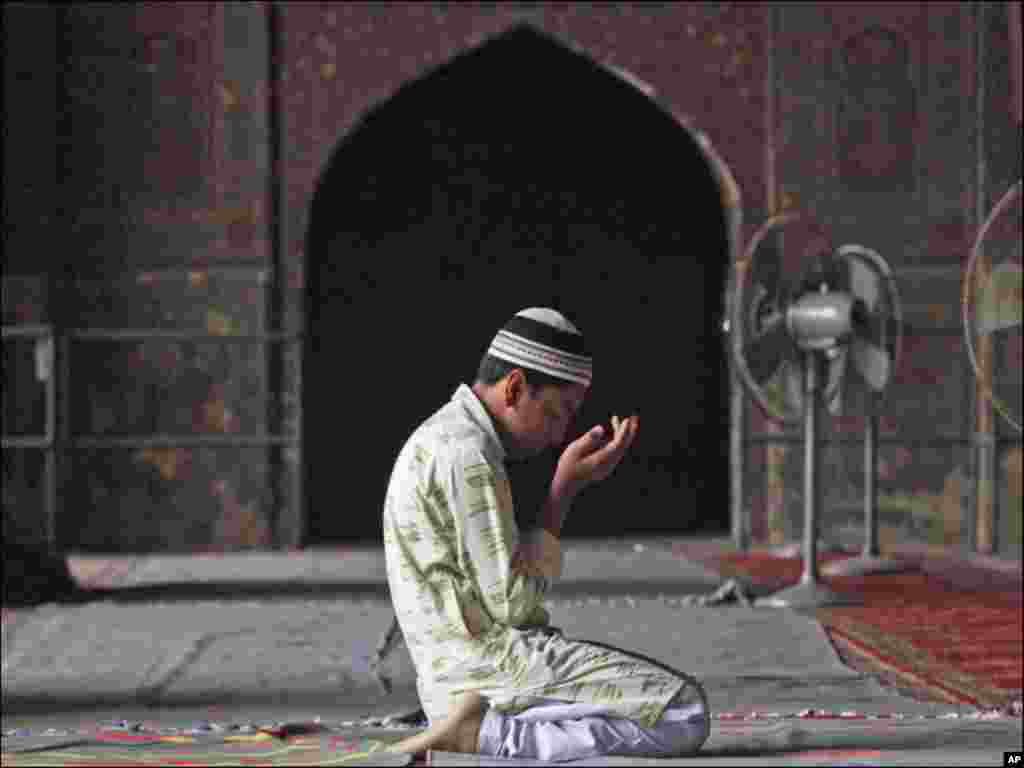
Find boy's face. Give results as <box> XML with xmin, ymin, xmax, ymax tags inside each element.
<box><xmin>504</xmin><ymin>372</ymin><xmax>587</xmax><ymax>459</ymax></box>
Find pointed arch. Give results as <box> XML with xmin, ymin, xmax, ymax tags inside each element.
<box><xmin>304</xmin><ymin>23</ymin><xmax>740</xmax><ymax>542</ymax></box>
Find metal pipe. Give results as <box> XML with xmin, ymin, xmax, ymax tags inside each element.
<box><xmin>730</xmin><ymin>195</ymin><xmax>747</xmax><ymax>552</ymax></box>
<box><xmin>1</xmin><ymin>438</ymin><xmax>54</xmax><ymax>450</ymax></box>
<box><xmin>718</xmin><ymin>153</ymin><xmax>747</xmax><ymax>552</ymax></box>
<box><xmin>1</xmin><ymin>324</ymin><xmax>53</xmax><ymax>339</ymax></box>
<box><xmin>42</xmin><ymin>328</ymin><xmax>57</xmax><ymax>540</ymax></box>
<box><xmin>43</xmin><ymin>334</ymin><xmax>55</xmax><ymax>451</ymax></box>
<box><xmin>44</xmin><ymin>447</ymin><xmax>57</xmax><ymax>551</ymax></box>
<box><xmin>69</xmin><ymin>260</ymin><xmax>274</xmax><ymax>280</ymax></box>
<box><xmin>747</xmin><ymin>433</ymin><xmax>1019</xmax><ymax>446</ymax></box>
<box><xmin>730</xmin><ymin>325</ymin><xmax>748</xmax><ymax>551</ymax></box>
<box><xmin>68</xmin><ymin>330</ymin><xmax>301</xmax><ymax>342</ymax></box>
<box><xmin>864</xmin><ymin>392</ymin><xmax>880</xmax><ymax>557</ymax></box>
<box><xmin>755</xmin><ymin>0</ymin><xmax>779</xmax><ymax>551</ymax></box>
<box><xmin>972</xmin><ymin>1</ymin><xmax>997</xmax><ymax>555</ymax></box>
<box><xmin>800</xmin><ymin>352</ymin><xmax>822</xmax><ymax>586</ymax></box>
<box><xmin>72</xmin><ymin>435</ymin><xmax>297</xmax><ymax>449</ymax></box>
<box><xmin>54</xmin><ymin>326</ymin><xmax>71</xmax><ymax>551</ymax></box>
<box><xmin>291</xmin><ymin>341</ymin><xmax>304</xmax><ymax>549</ymax></box>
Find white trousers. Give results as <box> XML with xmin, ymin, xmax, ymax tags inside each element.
<box><xmin>477</xmin><ymin>685</ymin><xmax>711</xmax><ymax>762</ymax></box>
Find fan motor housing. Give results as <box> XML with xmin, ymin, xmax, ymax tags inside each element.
<box><xmin>786</xmin><ymin>292</ymin><xmax>855</xmax><ymax>350</ymax></box>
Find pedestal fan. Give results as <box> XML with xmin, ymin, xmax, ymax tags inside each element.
<box><xmin>730</xmin><ymin>213</ymin><xmax>909</xmax><ymax>607</ymax></box>
<box><xmin>962</xmin><ymin>180</ymin><xmax>1022</xmax><ymax>555</ymax></box>
<box><xmin>963</xmin><ymin>180</ymin><xmax>1022</xmax><ymax>434</ymax></box>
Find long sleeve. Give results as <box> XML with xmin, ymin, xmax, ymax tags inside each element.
<box><xmin>452</xmin><ymin>445</ymin><xmax>560</xmax><ymax>628</ymax></box>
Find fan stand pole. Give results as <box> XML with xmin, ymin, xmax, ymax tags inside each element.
<box><xmin>824</xmin><ymin>391</ymin><xmax>919</xmax><ymax>577</ymax></box>
<box><xmin>758</xmin><ymin>352</ymin><xmax>858</xmax><ymax>608</ymax></box>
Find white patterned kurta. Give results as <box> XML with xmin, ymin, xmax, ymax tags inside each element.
<box><xmin>383</xmin><ymin>384</ymin><xmax>698</xmax><ymax>727</ymax></box>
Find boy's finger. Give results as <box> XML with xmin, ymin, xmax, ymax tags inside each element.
<box><xmin>607</xmin><ymin>430</ymin><xmax>631</xmax><ymax>459</ymax></box>
<box><xmin>619</xmin><ymin>415</ymin><xmax>636</xmax><ymax>443</ymax></box>
<box><xmin>616</xmin><ymin>419</ymin><xmax>637</xmax><ymax>453</ymax></box>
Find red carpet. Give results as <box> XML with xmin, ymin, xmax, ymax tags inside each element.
<box><xmin>708</xmin><ymin>551</ymin><xmax>1022</xmax><ymax>710</ymax></box>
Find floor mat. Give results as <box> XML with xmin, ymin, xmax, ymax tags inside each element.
<box><xmin>699</xmin><ymin>716</ymin><xmax>1021</xmax><ymax>763</ymax></box>
<box><xmin>5</xmin><ymin>714</ymin><xmax>1018</xmax><ymax>767</ymax></box>
<box><xmin>425</xmin><ymin>716</ymin><xmax>1021</xmax><ymax>765</ymax></box>
<box><xmin>1</xmin><ymin>722</ymin><xmax>412</xmax><ymax>765</ymax></box>
<box><xmin>547</xmin><ymin>596</ymin><xmax>858</xmax><ymax>679</ymax></box>
<box><xmin>707</xmin><ymin>552</ymin><xmax>1022</xmax><ymax>710</ymax></box>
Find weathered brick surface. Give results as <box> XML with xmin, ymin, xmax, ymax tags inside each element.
<box><xmin>1</xmin><ymin>3</ymin><xmax>1020</xmax><ymax>555</ymax></box>
<box><xmin>278</xmin><ymin>3</ymin><xmax>769</xmax><ymax>254</ymax></box>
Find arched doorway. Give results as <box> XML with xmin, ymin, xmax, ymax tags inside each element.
<box><xmin>304</xmin><ymin>24</ymin><xmax>732</xmax><ymax>543</ymax></box>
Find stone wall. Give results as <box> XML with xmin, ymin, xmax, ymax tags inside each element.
<box><xmin>1</xmin><ymin>2</ymin><xmax>1019</xmax><ymax>556</ymax></box>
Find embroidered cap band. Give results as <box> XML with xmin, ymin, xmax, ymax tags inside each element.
<box><xmin>487</xmin><ymin>308</ymin><xmax>592</xmax><ymax>386</ymax></box>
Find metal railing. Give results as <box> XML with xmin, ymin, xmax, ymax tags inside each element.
<box><xmin>0</xmin><ymin>0</ymin><xmax>300</xmax><ymax>553</ymax></box>
<box><xmin>2</xmin><ymin>321</ymin><xmax>302</xmax><ymax>551</ymax></box>
<box><xmin>2</xmin><ymin>324</ymin><xmax>58</xmax><ymax>544</ymax></box>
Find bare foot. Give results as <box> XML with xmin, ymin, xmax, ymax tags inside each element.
<box><xmin>388</xmin><ymin>692</ymin><xmax>486</xmax><ymax>756</ymax></box>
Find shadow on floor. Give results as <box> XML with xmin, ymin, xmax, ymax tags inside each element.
<box><xmin>2</xmin><ymin>578</ymin><xmax>781</xmax><ymax>607</ymax></box>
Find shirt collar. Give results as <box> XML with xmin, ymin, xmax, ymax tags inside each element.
<box><xmin>452</xmin><ymin>383</ymin><xmax>507</xmax><ymax>462</ymax></box>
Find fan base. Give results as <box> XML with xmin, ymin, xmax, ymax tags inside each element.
<box><xmin>755</xmin><ymin>579</ymin><xmax>861</xmax><ymax>609</ymax></box>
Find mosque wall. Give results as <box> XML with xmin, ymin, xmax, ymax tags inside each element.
<box><xmin>1</xmin><ymin>3</ymin><xmax>1019</xmax><ymax>558</ymax></box>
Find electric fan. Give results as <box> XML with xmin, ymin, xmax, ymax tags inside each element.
<box><xmin>821</xmin><ymin>243</ymin><xmax>917</xmax><ymax>579</ymax></box>
<box><xmin>961</xmin><ymin>180</ymin><xmax>1022</xmax><ymax>556</ymax></box>
<box><xmin>963</xmin><ymin>180</ymin><xmax>1022</xmax><ymax>435</ymax></box>
<box><xmin>731</xmin><ymin>213</ymin><xmax>846</xmax><ymax>424</ymax></box>
<box><xmin>730</xmin><ymin>212</ymin><xmax>909</xmax><ymax>607</ymax></box>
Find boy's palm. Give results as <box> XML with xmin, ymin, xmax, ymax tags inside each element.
<box><xmin>557</xmin><ymin>414</ymin><xmax>638</xmax><ymax>491</ymax></box>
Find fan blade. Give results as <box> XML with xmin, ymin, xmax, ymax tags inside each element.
<box><xmin>751</xmin><ymin>224</ymin><xmax>784</xmax><ymax>304</ymax></box>
<box><xmin>744</xmin><ymin>317</ymin><xmax>791</xmax><ymax>386</ymax></box>
<box><xmin>852</xmin><ymin>337</ymin><xmax>891</xmax><ymax>391</ymax></box>
<box><xmin>847</xmin><ymin>255</ymin><xmax>881</xmax><ymax>312</ymax></box>
<box><xmin>977</xmin><ymin>260</ymin><xmax>1023</xmax><ymax>335</ymax></box>
<box><xmin>851</xmin><ymin>298</ymin><xmax>898</xmax><ymax>350</ymax></box>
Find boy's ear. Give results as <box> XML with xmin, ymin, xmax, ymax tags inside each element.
<box><xmin>504</xmin><ymin>369</ymin><xmax>527</xmax><ymax>407</ymax></box>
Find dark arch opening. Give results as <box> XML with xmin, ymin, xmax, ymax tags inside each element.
<box><xmin>304</xmin><ymin>24</ymin><xmax>730</xmax><ymax>543</ymax></box>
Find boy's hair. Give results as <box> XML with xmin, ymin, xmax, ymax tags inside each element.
<box><xmin>475</xmin><ymin>354</ymin><xmax>574</xmax><ymax>391</ymax></box>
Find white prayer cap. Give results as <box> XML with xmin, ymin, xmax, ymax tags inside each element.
<box><xmin>487</xmin><ymin>307</ymin><xmax>592</xmax><ymax>386</ymax></box>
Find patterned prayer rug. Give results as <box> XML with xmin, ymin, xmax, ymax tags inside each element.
<box><xmin>422</xmin><ymin>712</ymin><xmax>1021</xmax><ymax>765</ymax></box>
<box><xmin>1</xmin><ymin>722</ymin><xmax>412</xmax><ymax>766</ymax></box>
<box><xmin>6</xmin><ymin>711</ymin><xmax>1018</xmax><ymax>766</ymax></box>
<box><xmin>704</xmin><ymin>550</ymin><xmax>1023</xmax><ymax>711</ymax></box>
